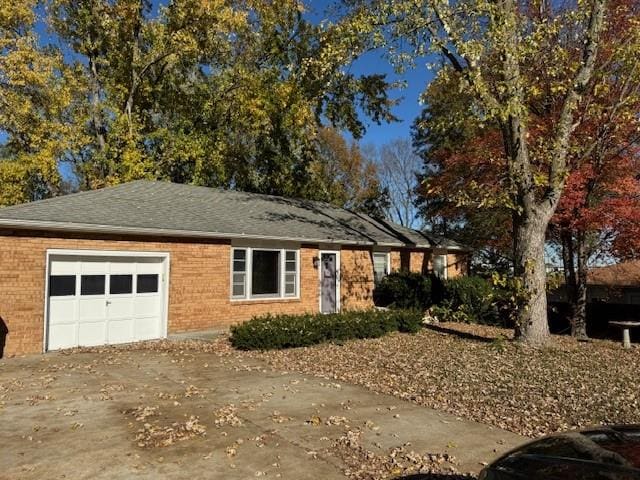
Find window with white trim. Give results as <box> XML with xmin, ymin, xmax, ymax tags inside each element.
<box><xmin>373</xmin><ymin>252</ymin><xmax>389</xmax><ymax>283</ymax></box>
<box><xmin>231</xmin><ymin>247</ymin><xmax>298</xmax><ymax>300</ymax></box>
<box><xmin>433</xmin><ymin>254</ymin><xmax>447</xmax><ymax>279</ymax></box>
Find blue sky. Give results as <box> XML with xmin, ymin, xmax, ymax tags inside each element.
<box><xmin>305</xmin><ymin>0</ymin><xmax>433</xmax><ymax>146</ymax></box>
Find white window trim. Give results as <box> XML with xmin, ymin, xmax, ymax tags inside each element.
<box><xmin>230</xmin><ymin>246</ymin><xmax>300</xmax><ymax>301</ymax></box>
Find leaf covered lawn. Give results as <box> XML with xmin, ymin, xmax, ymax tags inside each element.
<box><xmin>246</xmin><ymin>323</ymin><xmax>640</xmax><ymax>437</ymax></box>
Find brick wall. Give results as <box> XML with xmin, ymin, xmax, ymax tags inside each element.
<box><xmin>0</xmin><ymin>229</ymin><xmax>462</xmax><ymax>356</ymax></box>
<box><xmin>340</xmin><ymin>247</ymin><xmax>376</xmax><ymax>311</ymax></box>
<box><xmin>0</xmin><ymin>230</ymin><xmax>322</xmax><ymax>356</ymax></box>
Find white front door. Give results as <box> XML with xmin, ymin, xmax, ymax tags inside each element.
<box><xmin>47</xmin><ymin>254</ymin><xmax>166</xmax><ymax>351</ymax></box>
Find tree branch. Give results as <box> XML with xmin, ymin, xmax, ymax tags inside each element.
<box><xmin>545</xmin><ymin>0</ymin><xmax>607</xmax><ymax>208</ymax></box>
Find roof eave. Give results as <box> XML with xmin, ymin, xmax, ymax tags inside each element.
<box><xmin>0</xmin><ymin>218</ymin><xmax>409</xmax><ymax>247</ymax></box>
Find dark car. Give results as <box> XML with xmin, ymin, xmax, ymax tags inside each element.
<box><xmin>479</xmin><ymin>425</ymin><xmax>640</xmax><ymax>480</ymax></box>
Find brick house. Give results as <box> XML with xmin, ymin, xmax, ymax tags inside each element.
<box><xmin>0</xmin><ymin>181</ymin><xmax>469</xmax><ymax>356</ymax></box>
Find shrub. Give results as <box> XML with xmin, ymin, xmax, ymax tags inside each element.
<box><xmin>389</xmin><ymin>309</ymin><xmax>423</xmax><ymax>333</ymax></box>
<box><xmin>434</xmin><ymin>276</ymin><xmax>512</xmax><ymax>327</ymax></box>
<box><xmin>230</xmin><ymin>309</ymin><xmax>420</xmax><ymax>350</ymax></box>
<box><xmin>443</xmin><ymin>276</ymin><xmax>498</xmax><ymax>324</ymax></box>
<box><xmin>373</xmin><ymin>272</ymin><xmax>432</xmax><ymax>310</ymax></box>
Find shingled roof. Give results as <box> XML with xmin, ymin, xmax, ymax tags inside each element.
<box><xmin>0</xmin><ymin>180</ymin><xmax>464</xmax><ymax>249</ymax></box>
<box><xmin>588</xmin><ymin>261</ymin><xmax>640</xmax><ymax>287</ymax></box>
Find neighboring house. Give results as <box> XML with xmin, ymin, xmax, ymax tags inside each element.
<box><xmin>0</xmin><ymin>181</ymin><xmax>469</xmax><ymax>356</ymax></box>
<box><xmin>547</xmin><ymin>260</ymin><xmax>640</xmax><ymax>337</ymax></box>
<box><xmin>586</xmin><ymin>261</ymin><xmax>640</xmax><ymax>305</ymax></box>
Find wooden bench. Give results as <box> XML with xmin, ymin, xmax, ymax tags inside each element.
<box><xmin>609</xmin><ymin>321</ymin><xmax>640</xmax><ymax>349</ymax></box>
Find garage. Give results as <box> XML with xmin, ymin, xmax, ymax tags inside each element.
<box><xmin>46</xmin><ymin>251</ymin><xmax>169</xmax><ymax>351</ymax></box>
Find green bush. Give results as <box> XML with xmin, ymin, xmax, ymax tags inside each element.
<box><xmin>373</xmin><ymin>272</ymin><xmax>432</xmax><ymax>310</ymax></box>
<box><xmin>389</xmin><ymin>309</ymin><xmax>423</xmax><ymax>333</ymax></box>
<box><xmin>230</xmin><ymin>309</ymin><xmax>420</xmax><ymax>350</ymax></box>
<box><xmin>442</xmin><ymin>276</ymin><xmax>503</xmax><ymax>325</ymax></box>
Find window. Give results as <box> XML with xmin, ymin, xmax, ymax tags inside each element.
<box><xmin>49</xmin><ymin>275</ymin><xmax>76</xmax><ymax>296</ymax></box>
<box><xmin>433</xmin><ymin>254</ymin><xmax>447</xmax><ymax>279</ymax></box>
<box><xmin>284</xmin><ymin>250</ymin><xmax>297</xmax><ymax>296</ymax></box>
<box><xmin>81</xmin><ymin>275</ymin><xmax>105</xmax><ymax>295</ymax></box>
<box><xmin>251</xmin><ymin>250</ymin><xmax>280</xmax><ymax>296</ymax></box>
<box><xmin>373</xmin><ymin>252</ymin><xmax>389</xmax><ymax>283</ymax></box>
<box><xmin>232</xmin><ymin>249</ymin><xmax>247</xmax><ymax>298</ymax></box>
<box><xmin>137</xmin><ymin>274</ymin><xmax>159</xmax><ymax>293</ymax></box>
<box><xmin>231</xmin><ymin>247</ymin><xmax>299</xmax><ymax>300</ymax></box>
<box><xmin>110</xmin><ymin>275</ymin><xmax>132</xmax><ymax>294</ymax></box>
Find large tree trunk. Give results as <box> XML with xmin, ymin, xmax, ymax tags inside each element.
<box><xmin>513</xmin><ymin>212</ymin><xmax>551</xmax><ymax>345</ymax></box>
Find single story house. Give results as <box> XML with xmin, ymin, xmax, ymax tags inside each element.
<box><xmin>586</xmin><ymin>260</ymin><xmax>640</xmax><ymax>305</ymax></box>
<box><xmin>0</xmin><ymin>180</ymin><xmax>469</xmax><ymax>356</ymax></box>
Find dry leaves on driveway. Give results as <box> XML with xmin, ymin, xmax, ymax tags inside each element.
<box><xmin>247</xmin><ymin>323</ymin><xmax>640</xmax><ymax>437</ymax></box>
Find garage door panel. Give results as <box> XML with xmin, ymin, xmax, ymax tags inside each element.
<box><xmin>78</xmin><ymin>298</ymin><xmax>107</xmax><ymax>321</ymax></box>
<box><xmin>134</xmin><ymin>296</ymin><xmax>160</xmax><ymax>316</ymax></box>
<box><xmin>108</xmin><ymin>297</ymin><xmax>134</xmax><ymax>319</ymax></box>
<box><xmin>108</xmin><ymin>319</ymin><xmax>134</xmax><ymax>344</ymax></box>
<box><xmin>48</xmin><ymin>324</ymin><xmax>76</xmax><ymax>350</ymax></box>
<box><xmin>134</xmin><ymin>317</ymin><xmax>160</xmax><ymax>340</ymax></box>
<box><xmin>49</xmin><ymin>298</ymin><xmax>77</xmax><ymax>324</ymax></box>
<box><xmin>78</xmin><ymin>321</ymin><xmax>106</xmax><ymax>346</ymax></box>
<box><xmin>50</xmin><ymin>259</ymin><xmax>79</xmax><ymax>275</ymax></box>
<box><xmin>80</xmin><ymin>260</ymin><xmax>108</xmax><ymax>275</ymax></box>
<box><xmin>136</xmin><ymin>260</ymin><xmax>163</xmax><ymax>274</ymax></box>
<box><xmin>47</xmin><ymin>253</ymin><xmax>166</xmax><ymax>351</ymax></box>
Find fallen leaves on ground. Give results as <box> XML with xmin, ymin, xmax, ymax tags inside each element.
<box><xmin>327</xmin><ymin>429</ymin><xmax>469</xmax><ymax>480</ymax></box>
<box><xmin>246</xmin><ymin>323</ymin><xmax>640</xmax><ymax>437</ymax></box>
<box><xmin>123</xmin><ymin>405</ymin><xmax>207</xmax><ymax>447</ymax></box>
<box><xmin>213</xmin><ymin>404</ymin><xmax>243</xmax><ymax>428</ymax></box>
<box><xmin>135</xmin><ymin>415</ymin><xmax>206</xmax><ymax>448</ymax></box>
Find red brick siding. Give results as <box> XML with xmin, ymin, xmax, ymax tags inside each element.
<box><xmin>0</xmin><ymin>230</ymin><xmax>321</xmax><ymax>356</ymax></box>
<box><xmin>0</xmin><ymin>229</ymin><xmax>463</xmax><ymax>356</ymax></box>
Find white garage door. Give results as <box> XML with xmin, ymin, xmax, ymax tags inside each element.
<box><xmin>46</xmin><ymin>254</ymin><xmax>167</xmax><ymax>351</ymax></box>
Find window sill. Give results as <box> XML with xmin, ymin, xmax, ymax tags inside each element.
<box><xmin>230</xmin><ymin>297</ymin><xmax>301</xmax><ymax>305</ymax></box>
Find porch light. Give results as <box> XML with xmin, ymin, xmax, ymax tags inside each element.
<box><xmin>312</xmin><ymin>256</ymin><xmax>319</xmax><ymax>269</ymax></box>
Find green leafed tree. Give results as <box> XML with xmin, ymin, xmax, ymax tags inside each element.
<box><xmin>0</xmin><ymin>0</ymin><xmax>81</xmax><ymax>205</ymax></box>
<box><xmin>45</xmin><ymin>0</ymin><xmax>396</xmax><ymax>201</ymax></box>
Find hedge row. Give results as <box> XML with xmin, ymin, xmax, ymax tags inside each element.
<box><xmin>230</xmin><ymin>309</ymin><xmax>423</xmax><ymax>350</ymax></box>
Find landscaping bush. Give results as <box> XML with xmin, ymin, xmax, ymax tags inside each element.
<box><xmin>230</xmin><ymin>309</ymin><xmax>421</xmax><ymax>350</ymax></box>
<box><xmin>373</xmin><ymin>272</ymin><xmax>432</xmax><ymax>310</ymax></box>
<box><xmin>442</xmin><ymin>276</ymin><xmax>504</xmax><ymax>325</ymax></box>
<box><xmin>388</xmin><ymin>309</ymin><xmax>423</xmax><ymax>333</ymax></box>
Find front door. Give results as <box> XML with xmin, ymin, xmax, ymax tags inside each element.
<box><xmin>320</xmin><ymin>252</ymin><xmax>338</xmax><ymax>314</ymax></box>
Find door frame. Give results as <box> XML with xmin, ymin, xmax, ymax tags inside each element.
<box><xmin>318</xmin><ymin>249</ymin><xmax>340</xmax><ymax>314</ymax></box>
<box><xmin>43</xmin><ymin>249</ymin><xmax>171</xmax><ymax>352</ymax></box>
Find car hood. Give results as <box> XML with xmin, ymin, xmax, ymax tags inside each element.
<box><xmin>482</xmin><ymin>425</ymin><xmax>640</xmax><ymax>480</ymax></box>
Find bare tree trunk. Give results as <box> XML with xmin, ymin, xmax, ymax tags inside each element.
<box><xmin>561</xmin><ymin>230</ymin><xmax>589</xmax><ymax>339</ymax></box>
<box><xmin>513</xmin><ymin>212</ymin><xmax>550</xmax><ymax>345</ymax></box>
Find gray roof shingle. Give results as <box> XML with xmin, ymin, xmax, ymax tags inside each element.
<box><xmin>0</xmin><ymin>180</ymin><xmax>464</xmax><ymax>249</ymax></box>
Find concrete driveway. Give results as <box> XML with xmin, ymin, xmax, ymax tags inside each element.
<box><xmin>0</xmin><ymin>341</ymin><xmax>523</xmax><ymax>479</ymax></box>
